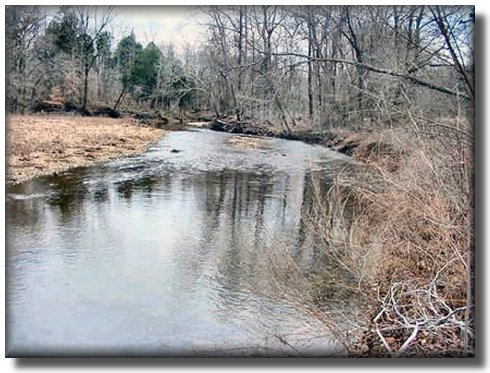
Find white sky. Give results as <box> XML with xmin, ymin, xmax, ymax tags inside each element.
<box><xmin>112</xmin><ymin>6</ymin><xmax>209</xmax><ymax>51</ymax></box>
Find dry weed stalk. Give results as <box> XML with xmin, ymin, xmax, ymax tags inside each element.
<box><xmin>304</xmin><ymin>117</ymin><xmax>473</xmax><ymax>356</ymax></box>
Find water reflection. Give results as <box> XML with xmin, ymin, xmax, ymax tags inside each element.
<box><xmin>92</xmin><ymin>182</ymin><xmax>109</xmax><ymax>203</ymax></box>
<box><xmin>6</xmin><ymin>128</ymin><xmax>349</xmax><ymax>356</ymax></box>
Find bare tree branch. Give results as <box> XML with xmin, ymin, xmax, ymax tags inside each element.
<box><xmin>263</xmin><ymin>51</ymin><xmax>469</xmax><ymax>99</ymax></box>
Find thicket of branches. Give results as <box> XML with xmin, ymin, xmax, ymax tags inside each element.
<box><xmin>6</xmin><ymin>6</ymin><xmax>197</xmax><ymax>115</ymax></box>
<box><xmin>199</xmin><ymin>5</ymin><xmax>474</xmax><ymax>131</ymax></box>
<box><xmin>7</xmin><ymin>5</ymin><xmax>474</xmax><ymax>129</ymax></box>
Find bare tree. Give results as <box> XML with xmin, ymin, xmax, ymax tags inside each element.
<box><xmin>73</xmin><ymin>6</ymin><xmax>115</xmax><ymax>111</ymax></box>
<box><xmin>6</xmin><ymin>6</ymin><xmax>47</xmax><ymax>112</ymax></box>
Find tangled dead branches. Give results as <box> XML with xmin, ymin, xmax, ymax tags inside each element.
<box><xmin>373</xmin><ymin>274</ymin><xmax>473</xmax><ymax>357</ymax></box>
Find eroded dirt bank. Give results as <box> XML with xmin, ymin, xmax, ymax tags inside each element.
<box><xmin>7</xmin><ymin>114</ymin><xmax>163</xmax><ymax>184</ymax></box>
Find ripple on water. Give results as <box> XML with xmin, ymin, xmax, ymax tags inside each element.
<box><xmin>6</xmin><ymin>128</ymin><xmax>351</xmax><ymax>356</ymax></box>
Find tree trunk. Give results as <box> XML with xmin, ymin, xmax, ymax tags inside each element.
<box><xmin>113</xmin><ymin>85</ymin><xmax>127</xmax><ymax>111</ymax></box>
<box><xmin>307</xmin><ymin>11</ymin><xmax>314</xmax><ymax>119</ymax></box>
<box><xmin>82</xmin><ymin>65</ymin><xmax>89</xmax><ymax>111</ymax></box>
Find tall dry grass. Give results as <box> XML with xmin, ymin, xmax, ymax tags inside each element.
<box><xmin>305</xmin><ymin>118</ymin><xmax>474</xmax><ymax>357</ymax></box>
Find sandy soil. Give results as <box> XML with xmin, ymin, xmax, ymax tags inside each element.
<box><xmin>6</xmin><ymin>114</ymin><xmax>164</xmax><ymax>184</ymax></box>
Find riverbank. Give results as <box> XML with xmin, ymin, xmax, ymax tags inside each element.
<box><xmin>206</xmin><ymin>118</ymin><xmax>332</xmax><ymax>145</ymax></box>
<box><xmin>207</xmin><ymin>117</ymin><xmax>472</xmax><ymax>356</ymax></box>
<box><xmin>204</xmin><ymin>118</ymin><xmax>394</xmax><ymax>160</ymax></box>
<box><xmin>7</xmin><ymin>114</ymin><xmax>163</xmax><ymax>184</ymax></box>
<box><xmin>304</xmin><ymin>125</ymin><xmax>473</xmax><ymax>357</ymax></box>
<box><xmin>204</xmin><ymin>118</ymin><xmax>474</xmax><ymax>355</ymax></box>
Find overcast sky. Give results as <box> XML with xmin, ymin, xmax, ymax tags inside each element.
<box><xmin>112</xmin><ymin>6</ymin><xmax>208</xmax><ymax>50</ymax></box>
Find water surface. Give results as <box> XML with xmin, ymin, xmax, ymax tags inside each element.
<box><xmin>7</xmin><ymin>128</ymin><xmax>350</xmax><ymax>357</ymax></box>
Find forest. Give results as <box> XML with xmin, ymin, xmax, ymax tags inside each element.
<box><xmin>6</xmin><ymin>6</ymin><xmax>473</xmax><ymax>125</ymax></box>
<box><xmin>6</xmin><ymin>5</ymin><xmax>475</xmax><ymax>357</ymax></box>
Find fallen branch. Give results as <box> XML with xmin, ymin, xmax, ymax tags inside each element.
<box><xmin>373</xmin><ymin>279</ymin><xmax>473</xmax><ymax>357</ymax></box>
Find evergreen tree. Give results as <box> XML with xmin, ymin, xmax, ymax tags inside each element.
<box><xmin>113</xmin><ymin>36</ymin><xmax>163</xmax><ymax>109</ymax></box>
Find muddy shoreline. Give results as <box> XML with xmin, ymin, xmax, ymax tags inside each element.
<box><xmin>7</xmin><ymin>114</ymin><xmax>163</xmax><ymax>184</ymax></box>
<box><xmin>204</xmin><ymin>118</ymin><xmax>363</xmax><ymax>156</ymax></box>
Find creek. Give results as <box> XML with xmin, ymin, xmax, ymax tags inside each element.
<box><xmin>7</xmin><ymin>127</ymin><xmax>352</xmax><ymax>357</ymax></box>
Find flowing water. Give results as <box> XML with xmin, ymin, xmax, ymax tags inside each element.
<box><xmin>6</xmin><ymin>127</ymin><xmax>352</xmax><ymax>357</ymax></box>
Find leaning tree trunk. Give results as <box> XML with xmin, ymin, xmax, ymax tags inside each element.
<box><xmin>113</xmin><ymin>86</ymin><xmax>127</xmax><ymax>112</ymax></box>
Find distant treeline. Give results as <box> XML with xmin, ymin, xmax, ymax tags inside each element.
<box><xmin>6</xmin><ymin>5</ymin><xmax>474</xmax><ymax>130</ymax></box>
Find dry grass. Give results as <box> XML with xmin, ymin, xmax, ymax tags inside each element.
<box><xmin>7</xmin><ymin>114</ymin><xmax>163</xmax><ymax>184</ymax></box>
<box><xmin>306</xmin><ymin>124</ymin><xmax>474</xmax><ymax>357</ymax></box>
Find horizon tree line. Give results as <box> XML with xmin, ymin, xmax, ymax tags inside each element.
<box><xmin>6</xmin><ymin>5</ymin><xmax>474</xmax><ymax>131</ymax></box>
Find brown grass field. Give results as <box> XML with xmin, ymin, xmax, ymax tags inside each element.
<box><xmin>6</xmin><ymin>114</ymin><xmax>163</xmax><ymax>184</ymax></box>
